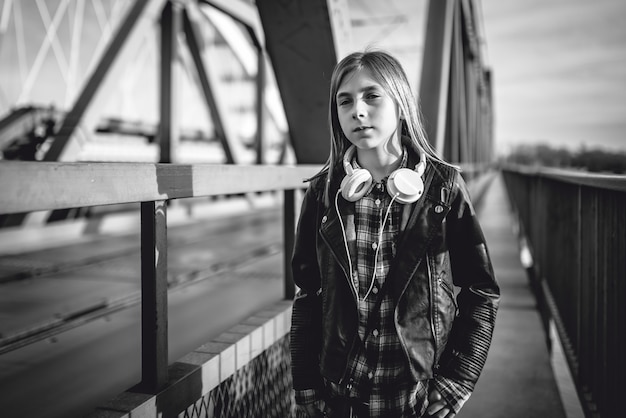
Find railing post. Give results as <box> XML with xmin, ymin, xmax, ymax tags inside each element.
<box><xmin>139</xmin><ymin>200</ymin><xmax>169</xmax><ymax>393</ymax></box>
<box><xmin>283</xmin><ymin>189</ymin><xmax>296</xmax><ymax>300</ymax></box>
<box><xmin>255</xmin><ymin>47</ymin><xmax>265</xmax><ymax>165</ymax></box>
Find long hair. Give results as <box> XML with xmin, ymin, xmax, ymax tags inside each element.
<box><xmin>318</xmin><ymin>49</ymin><xmax>454</xmax><ymax>206</ymax></box>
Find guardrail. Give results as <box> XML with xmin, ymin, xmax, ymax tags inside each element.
<box><xmin>501</xmin><ymin>164</ymin><xmax>626</xmax><ymax>418</ymax></box>
<box><xmin>0</xmin><ymin>161</ymin><xmax>320</xmax><ymax>394</ymax></box>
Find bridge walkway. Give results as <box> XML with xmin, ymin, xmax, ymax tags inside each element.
<box><xmin>0</xmin><ymin>174</ymin><xmax>574</xmax><ymax>417</ymax></box>
<box><xmin>460</xmin><ymin>173</ymin><xmax>568</xmax><ymax>418</ymax></box>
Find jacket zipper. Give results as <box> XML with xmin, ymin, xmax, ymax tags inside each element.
<box><xmin>426</xmin><ymin>254</ymin><xmax>439</xmax><ymax>358</ymax></box>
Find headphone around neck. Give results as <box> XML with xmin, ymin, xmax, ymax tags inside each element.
<box><xmin>340</xmin><ymin>145</ymin><xmax>427</xmax><ymax>204</ymax></box>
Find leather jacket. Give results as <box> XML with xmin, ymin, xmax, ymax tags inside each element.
<box><xmin>290</xmin><ymin>154</ymin><xmax>500</xmax><ymax>393</ymax></box>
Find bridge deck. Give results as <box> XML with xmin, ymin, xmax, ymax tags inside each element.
<box><xmin>0</xmin><ymin>174</ymin><xmax>572</xmax><ymax>417</ymax></box>
<box><xmin>460</xmin><ymin>174</ymin><xmax>567</xmax><ymax>417</ymax></box>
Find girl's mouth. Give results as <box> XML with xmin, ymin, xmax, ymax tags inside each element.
<box><xmin>353</xmin><ymin>126</ymin><xmax>372</xmax><ymax>132</ymax></box>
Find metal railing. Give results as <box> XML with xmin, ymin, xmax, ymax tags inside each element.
<box><xmin>501</xmin><ymin>164</ymin><xmax>626</xmax><ymax>418</ymax></box>
<box><xmin>0</xmin><ymin>160</ymin><xmax>319</xmax><ymax>394</ymax></box>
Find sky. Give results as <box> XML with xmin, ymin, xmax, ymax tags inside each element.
<box><xmin>1</xmin><ymin>0</ymin><xmax>624</xmax><ymax>158</ymax></box>
<box><xmin>480</xmin><ymin>0</ymin><xmax>626</xmax><ymax>154</ymax></box>
<box><xmin>344</xmin><ymin>0</ymin><xmax>626</xmax><ymax>156</ymax></box>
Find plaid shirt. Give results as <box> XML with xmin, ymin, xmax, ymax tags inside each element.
<box><xmin>296</xmin><ymin>162</ymin><xmax>471</xmax><ymax>416</ymax></box>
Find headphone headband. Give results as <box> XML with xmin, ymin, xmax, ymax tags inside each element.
<box><xmin>340</xmin><ymin>145</ymin><xmax>426</xmax><ymax>203</ymax></box>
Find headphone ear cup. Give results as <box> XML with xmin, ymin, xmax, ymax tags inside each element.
<box><xmin>341</xmin><ymin>168</ymin><xmax>373</xmax><ymax>202</ymax></box>
<box><xmin>387</xmin><ymin>168</ymin><xmax>424</xmax><ymax>204</ymax></box>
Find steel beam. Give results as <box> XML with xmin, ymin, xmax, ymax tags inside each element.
<box><xmin>194</xmin><ymin>3</ymin><xmax>268</xmax><ymax>163</ymax></box>
<box><xmin>256</xmin><ymin>0</ymin><xmax>348</xmax><ymax>164</ymax></box>
<box><xmin>182</xmin><ymin>8</ymin><xmax>237</xmax><ymax>164</ymax></box>
<box><xmin>44</xmin><ymin>0</ymin><xmax>166</xmax><ymax>162</ymax></box>
<box><xmin>418</xmin><ymin>0</ymin><xmax>455</xmax><ymax>157</ymax></box>
<box><xmin>199</xmin><ymin>2</ymin><xmax>292</xmax><ymax>163</ymax></box>
<box><xmin>202</xmin><ymin>0</ymin><xmax>265</xmax><ymax>47</ymax></box>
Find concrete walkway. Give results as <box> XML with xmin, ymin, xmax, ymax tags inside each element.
<box><xmin>460</xmin><ymin>174</ymin><xmax>566</xmax><ymax>418</ymax></box>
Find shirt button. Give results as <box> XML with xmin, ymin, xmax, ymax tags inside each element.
<box><xmin>368</xmin><ymin>372</ymin><xmax>374</xmax><ymax>379</ymax></box>
<box><xmin>372</xmin><ymin>286</ymin><xmax>378</xmax><ymax>294</ymax></box>
<box><xmin>321</xmin><ymin>215</ymin><xmax>327</xmax><ymax>223</ymax></box>
<box><xmin>371</xmin><ymin>242</ymin><xmax>378</xmax><ymax>250</ymax></box>
<box><xmin>375</xmin><ymin>199</ymin><xmax>381</xmax><ymax>206</ymax></box>
<box><xmin>372</xmin><ymin>329</ymin><xmax>379</xmax><ymax>337</ymax></box>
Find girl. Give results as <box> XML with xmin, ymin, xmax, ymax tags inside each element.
<box><xmin>290</xmin><ymin>50</ymin><xmax>499</xmax><ymax>417</ymax></box>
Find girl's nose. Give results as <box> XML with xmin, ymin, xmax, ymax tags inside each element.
<box><xmin>353</xmin><ymin>100</ymin><xmax>366</xmax><ymax>119</ymax></box>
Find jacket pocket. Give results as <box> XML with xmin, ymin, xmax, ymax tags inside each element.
<box><xmin>431</xmin><ymin>252</ymin><xmax>458</xmax><ymax>313</ymax></box>
<box><xmin>438</xmin><ymin>273</ymin><xmax>458</xmax><ymax>314</ymax></box>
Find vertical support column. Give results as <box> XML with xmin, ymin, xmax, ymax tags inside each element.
<box><xmin>283</xmin><ymin>189</ymin><xmax>296</xmax><ymax>300</ymax></box>
<box><xmin>483</xmin><ymin>69</ymin><xmax>494</xmax><ymax>163</ymax></box>
<box><xmin>139</xmin><ymin>200</ymin><xmax>168</xmax><ymax>393</ymax></box>
<box><xmin>159</xmin><ymin>0</ymin><xmax>180</xmax><ymax>163</ymax></box>
<box><xmin>453</xmin><ymin>1</ymin><xmax>469</xmax><ymax>165</ymax></box>
<box><xmin>44</xmin><ymin>0</ymin><xmax>154</xmax><ymax>162</ymax></box>
<box><xmin>418</xmin><ymin>0</ymin><xmax>455</xmax><ymax>156</ymax></box>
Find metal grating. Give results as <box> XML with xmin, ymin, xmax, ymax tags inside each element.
<box><xmin>180</xmin><ymin>335</ymin><xmax>295</xmax><ymax>418</ymax></box>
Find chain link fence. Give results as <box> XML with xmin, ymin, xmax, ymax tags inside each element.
<box><xmin>180</xmin><ymin>335</ymin><xmax>295</xmax><ymax>418</ymax></box>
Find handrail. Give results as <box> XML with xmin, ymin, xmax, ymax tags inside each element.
<box><xmin>501</xmin><ymin>163</ymin><xmax>626</xmax><ymax>192</ymax></box>
<box><xmin>501</xmin><ymin>164</ymin><xmax>625</xmax><ymax>418</ymax></box>
<box><xmin>0</xmin><ymin>161</ymin><xmax>320</xmax><ymax>394</ymax></box>
<box><xmin>0</xmin><ymin>161</ymin><xmax>320</xmax><ymax>214</ymax></box>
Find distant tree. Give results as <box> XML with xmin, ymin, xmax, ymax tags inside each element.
<box><xmin>571</xmin><ymin>149</ymin><xmax>626</xmax><ymax>174</ymax></box>
<box><xmin>506</xmin><ymin>143</ymin><xmax>626</xmax><ymax>174</ymax></box>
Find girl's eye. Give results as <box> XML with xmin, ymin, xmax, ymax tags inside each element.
<box><xmin>366</xmin><ymin>93</ymin><xmax>380</xmax><ymax>100</ymax></box>
<box><xmin>338</xmin><ymin>99</ymin><xmax>352</xmax><ymax>106</ymax></box>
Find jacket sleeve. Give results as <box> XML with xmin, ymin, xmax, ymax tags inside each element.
<box><xmin>437</xmin><ymin>174</ymin><xmax>500</xmax><ymax>391</ymax></box>
<box><xmin>290</xmin><ymin>183</ymin><xmax>324</xmax><ymax>392</ymax></box>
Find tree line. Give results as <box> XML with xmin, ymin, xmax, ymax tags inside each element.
<box><xmin>504</xmin><ymin>144</ymin><xmax>626</xmax><ymax>174</ymax></box>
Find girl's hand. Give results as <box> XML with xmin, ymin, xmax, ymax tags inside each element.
<box><xmin>294</xmin><ymin>403</ymin><xmax>325</xmax><ymax>417</ymax></box>
<box><xmin>426</xmin><ymin>389</ymin><xmax>456</xmax><ymax>418</ymax></box>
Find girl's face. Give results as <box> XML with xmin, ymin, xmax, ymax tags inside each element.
<box><xmin>336</xmin><ymin>68</ymin><xmax>401</xmax><ymax>153</ymax></box>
